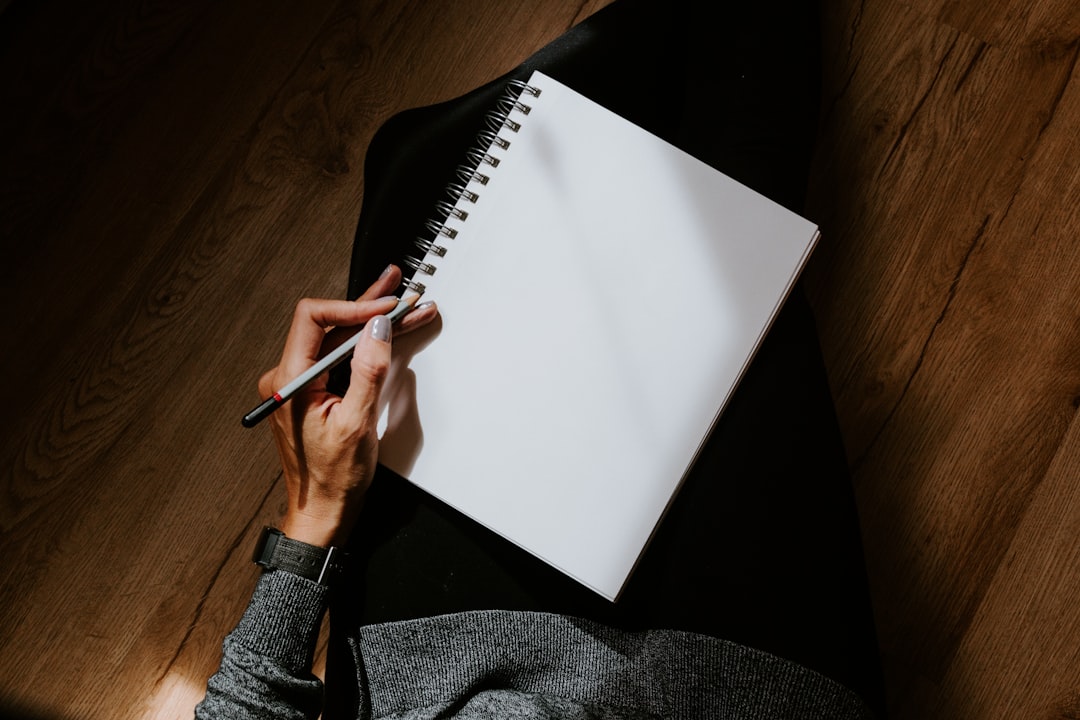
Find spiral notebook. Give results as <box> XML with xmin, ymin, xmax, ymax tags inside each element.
<box><xmin>377</xmin><ymin>71</ymin><xmax>819</xmax><ymax>601</ymax></box>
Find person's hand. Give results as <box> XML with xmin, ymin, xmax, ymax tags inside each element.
<box><xmin>256</xmin><ymin>265</ymin><xmax>437</xmax><ymax>547</ymax></box>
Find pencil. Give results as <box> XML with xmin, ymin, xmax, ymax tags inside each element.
<box><xmin>241</xmin><ymin>294</ymin><xmax>420</xmax><ymax>428</ymax></box>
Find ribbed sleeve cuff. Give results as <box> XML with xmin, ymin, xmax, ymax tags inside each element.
<box><xmin>232</xmin><ymin>570</ymin><xmax>329</xmax><ymax>673</ymax></box>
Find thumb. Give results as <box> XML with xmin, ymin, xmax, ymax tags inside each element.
<box><xmin>336</xmin><ymin>315</ymin><xmax>392</xmax><ymax>429</ymax></box>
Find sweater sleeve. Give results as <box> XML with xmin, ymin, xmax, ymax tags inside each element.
<box><xmin>195</xmin><ymin>570</ymin><xmax>329</xmax><ymax>720</ymax></box>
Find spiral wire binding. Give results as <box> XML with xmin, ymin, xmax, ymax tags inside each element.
<box><xmin>507</xmin><ymin>78</ymin><xmax>542</xmax><ymax>97</ymax></box>
<box><xmin>435</xmin><ymin>200</ymin><xmax>468</xmax><ymax>221</ymax></box>
<box><xmin>402</xmin><ymin>78</ymin><xmax>541</xmax><ymax>295</ymax></box>
<box><xmin>479</xmin><ymin>129</ymin><xmax>511</xmax><ymax>151</ymax></box>
<box><xmin>425</xmin><ymin>218</ymin><xmax>458</xmax><ymax>240</ymax></box>
<box><xmin>465</xmin><ymin>148</ymin><xmax>501</xmax><ymax>168</ymax></box>
<box><xmin>488</xmin><ymin>112</ymin><xmax>521</xmax><ymax>134</ymax></box>
<box><xmin>414</xmin><ymin>237</ymin><xmax>447</xmax><ymax>257</ymax></box>
<box><xmin>455</xmin><ymin>166</ymin><xmax>488</xmax><ymax>185</ymax></box>
<box><xmin>446</xmin><ymin>183</ymin><xmax>480</xmax><ymax>203</ymax></box>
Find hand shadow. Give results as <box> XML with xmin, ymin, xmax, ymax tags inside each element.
<box><xmin>377</xmin><ymin>312</ymin><xmax>443</xmax><ymax>477</ymax></box>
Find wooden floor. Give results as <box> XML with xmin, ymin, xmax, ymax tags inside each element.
<box><xmin>1</xmin><ymin>0</ymin><xmax>1077</xmax><ymax>718</ymax></box>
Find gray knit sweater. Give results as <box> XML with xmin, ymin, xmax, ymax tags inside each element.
<box><xmin>196</xmin><ymin>571</ymin><xmax>874</xmax><ymax>719</ymax></box>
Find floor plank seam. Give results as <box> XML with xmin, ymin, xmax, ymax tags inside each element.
<box><xmin>1032</xmin><ymin>40</ymin><xmax>1080</xmax><ymax>155</ymax></box>
<box><xmin>880</xmin><ymin>33</ymin><xmax>960</xmax><ymax>175</ymax></box>
<box><xmin>952</xmin><ymin>40</ymin><xmax>987</xmax><ymax>94</ymax></box>
<box><xmin>154</xmin><ymin>472</ymin><xmax>282</xmax><ymax>685</ymax></box>
<box><xmin>995</xmin><ymin>40</ymin><xmax>1080</xmax><ymax>229</ymax></box>
<box><xmin>852</xmin><ymin>213</ymin><xmax>990</xmax><ymax>474</ymax></box>
<box><xmin>819</xmin><ymin>0</ymin><xmax>866</xmax><ymax>128</ymax></box>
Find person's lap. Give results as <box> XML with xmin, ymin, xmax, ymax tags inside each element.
<box><xmin>328</xmin><ymin>1</ymin><xmax>885</xmax><ymax>713</ymax></box>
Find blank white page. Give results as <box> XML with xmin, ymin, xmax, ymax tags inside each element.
<box><xmin>377</xmin><ymin>71</ymin><xmax>818</xmax><ymax>601</ymax></box>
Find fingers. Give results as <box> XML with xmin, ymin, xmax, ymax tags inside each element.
<box><xmin>336</xmin><ymin>314</ymin><xmax>393</xmax><ymax>429</ymax></box>
<box><xmin>279</xmin><ymin>296</ymin><xmax>398</xmax><ymax>378</ymax></box>
<box><xmin>315</xmin><ymin>265</ymin><xmax>421</xmax><ymax>352</ymax></box>
<box><xmin>257</xmin><ymin>368</ymin><xmax>276</xmax><ymax>400</ymax></box>
<box><xmin>281</xmin><ymin>264</ymin><xmax>405</xmax><ymax>368</ymax></box>
<box><xmin>356</xmin><ymin>264</ymin><xmax>403</xmax><ymax>302</ymax></box>
<box><xmin>395</xmin><ymin>300</ymin><xmax>438</xmax><ymax>335</ymax></box>
<box><xmin>333</xmin><ymin>299</ymin><xmax>439</xmax><ymax>427</ymax></box>
<box><xmin>320</xmin><ymin>298</ymin><xmax>438</xmax><ymax>358</ymax></box>
<box><xmin>259</xmin><ymin>266</ymin><xmax>438</xmax><ymax>400</ymax></box>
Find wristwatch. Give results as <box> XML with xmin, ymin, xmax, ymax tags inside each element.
<box><xmin>252</xmin><ymin>526</ymin><xmax>348</xmax><ymax>586</ymax></box>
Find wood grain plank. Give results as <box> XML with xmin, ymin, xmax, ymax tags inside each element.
<box><xmin>880</xmin><ymin>51</ymin><xmax>1080</xmax><ymax>718</ymax></box>
<box><xmin>0</xmin><ymin>0</ymin><xmax>340</xmax><ymax>535</ymax></box>
<box><xmin>808</xmin><ymin>1</ymin><xmax>1080</xmax><ymax>716</ymax></box>
<box><xmin>905</xmin><ymin>0</ymin><xmax>1080</xmax><ymax>48</ymax></box>
<box><xmin>0</xmin><ymin>2</ymin><xmax>610</xmax><ymax>718</ymax></box>
<box><xmin>0</xmin><ymin>0</ymin><xmax>351</xmax><ymax>714</ymax></box>
<box><xmin>807</xmin><ymin>1</ymin><xmax>1077</xmax><ymax>463</ymax></box>
<box><xmin>937</xmin><ymin>412</ymin><xmax>1080</xmax><ymax>718</ymax></box>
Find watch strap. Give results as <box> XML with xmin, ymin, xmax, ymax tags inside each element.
<box><xmin>253</xmin><ymin>526</ymin><xmax>348</xmax><ymax>586</ymax></box>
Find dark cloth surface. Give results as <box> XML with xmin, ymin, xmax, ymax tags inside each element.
<box><xmin>329</xmin><ymin>1</ymin><xmax>886</xmax><ymax>716</ymax></box>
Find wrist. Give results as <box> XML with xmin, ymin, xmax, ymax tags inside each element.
<box><xmin>282</xmin><ymin>508</ymin><xmax>355</xmax><ymax>548</ymax></box>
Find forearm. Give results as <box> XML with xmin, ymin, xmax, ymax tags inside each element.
<box><xmin>199</xmin><ymin>279</ymin><xmax>433</xmax><ymax>718</ymax></box>
<box><xmin>196</xmin><ymin>571</ymin><xmax>329</xmax><ymax>720</ymax></box>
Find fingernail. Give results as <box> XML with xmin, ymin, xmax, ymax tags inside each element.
<box><xmin>370</xmin><ymin>315</ymin><xmax>391</xmax><ymax>342</ymax></box>
<box><xmin>377</xmin><ymin>295</ymin><xmax>398</xmax><ymax>303</ymax></box>
<box><xmin>380</xmin><ymin>264</ymin><xmax>394</xmax><ymax>277</ymax></box>
<box><xmin>415</xmin><ymin>301</ymin><xmax>436</xmax><ymax>312</ymax></box>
